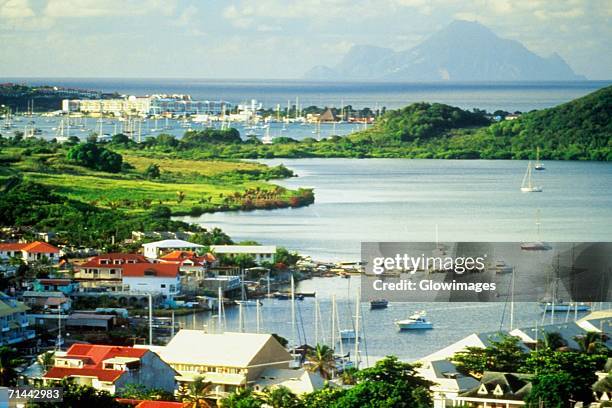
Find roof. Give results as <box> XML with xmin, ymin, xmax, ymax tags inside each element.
<box><xmin>122</xmin><ymin>263</ymin><xmax>179</xmax><ymax>278</ymax></box>
<box><xmin>141</xmin><ymin>330</ymin><xmax>291</xmax><ymax>368</ymax></box>
<box><xmin>0</xmin><ymin>241</ymin><xmax>59</xmax><ymax>253</ymax></box>
<box><xmin>68</xmin><ymin>313</ymin><xmax>115</xmax><ymax>321</ymax></box>
<box><xmin>159</xmin><ymin>251</ymin><xmax>216</xmax><ymax>264</ymax></box>
<box><xmin>459</xmin><ymin>371</ymin><xmax>532</xmax><ymax>401</ymax></box>
<box><xmin>37</xmin><ymin>279</ymin><xmax>73</xmax><ymax>286</ymax></box>
<box><xmin>80</xmin><ymin>253</ymin><xmax>149</xmax><ymax>268</ymax></box>
<box><xmin>136</xmin><ymin>401</ymin><xmax>189</xmax><ymax>408</ymax></box>
<box><xmin>0</xmin><ymin>295</ymin><xmax>29</xmax><ymax>317</ymax></box>
<box><xmin>142</xmin><ymin>240</ymin><xmax>203</xmax><ymax>249</ymax></box>
<box><xmin>510</xmin><ymin>322</ymin><xmax>589</xmax><ymax>350</ymax></box>
<box><xmin>256</xmin><ymin>368</ymin><xmax>326</xmax><ymax>394</ymax></box>
<box><xmin>23</xmin><ymin>291</ymin><xmax>66</xmax><ymax>298</ymax></box>
<box><xmin>210</xmin><ymin>245</ymin><xmax>277</xmax><ymax>254</ymax></box>
<box><xmin>44</xmin><ymin>344</ymin><xmax>148</xmax><ymax>384</ymax></box>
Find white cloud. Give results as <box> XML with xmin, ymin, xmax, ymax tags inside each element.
<box><xmin>0</xmin><ymin>0</ymin><xmax>34</xmax><ymax>18</ymax></box>
<box><xmin>43</xmin><ymin>0</ymin><xmax>176</xmax><ymax>18</ymax></box>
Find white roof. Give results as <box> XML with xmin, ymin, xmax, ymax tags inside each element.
<box><xmin>139</xmin><ymin>330</ymin><xmax>290</xmax><ymax>368</ymax></box>
<box><xmin>256</xmin><ymin>368</ymin><xmax>326</xmax><ymax>394</ymax></box>
<box><xmin>210</xmin><ymin>245</ymin><xmax>277</xmax><ymax>254</ymax></box>
<box><xmin>142</xmin><ymin>240</ymin><xmax>203</xmax><ymax>249</ymax></box>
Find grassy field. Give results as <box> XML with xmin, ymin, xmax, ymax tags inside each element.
<box><xmin>1</xmin><ymin>146</ymin><xmax>306</xmax><ymax>215</ymax></box>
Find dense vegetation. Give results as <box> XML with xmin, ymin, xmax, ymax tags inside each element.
<box><xmin>66</xmin><ymin>142</ymin><xmax>123</xmax><ymax>173</ymax></box>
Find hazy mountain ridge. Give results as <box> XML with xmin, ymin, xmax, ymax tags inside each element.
<box><xmin>304</xmin><ymin>20</ymin><xmax>585</xmax><ymax>81</ymax></box>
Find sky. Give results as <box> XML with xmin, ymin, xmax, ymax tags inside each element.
<box><xmin>0</xmin><ymin>0</ymin><xmax>610</xmax><ymax>79</ymax></box>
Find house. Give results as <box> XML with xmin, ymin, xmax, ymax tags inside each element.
<box><xmin>416</xmin><ymin>360</ymin><xmax>479</xmax><ymax>408</ymax></box>
<box><xmin>66</xmin><ymin>313</ymin><xmax>116</xmax><ymax>331</ymax></box>
<box><xmin>0</xmin><ymin>241</ymin><xmax>60</xmax><ymax>264</ymax></box>
<box><xmin>456</xmin><ymin>371</ymin><xmax>532</xmax><ymax>407</ymax></box>
<box><xmin>33</xmin><ymin>278</ymin><xmax>78</xmax><ymax>294</ymax></box>
<box><xmin>121</xmin><ymin>263</ymin><xmax>181</xmax><ymax>299</ymax></box>
<box><xmin>253</xmin><ymin>368</ymin><xmax>326</xmax><ymax>395</ymax></box>
<box><xmin>209</xmin><ymin>245</ymin><xmax>277</xmax><ymax>265</ymax></box>
<box><xmin>0</xmin><ymin>292</ymin><xmax>35</xmax><ymax>346</ymax></box>
<box><xmin>142</xmin><ymin>240</ymin><xmax>204</xmax><ymax>260</ymax></box>
<box><xmin>157</xmin><ymin>251</ymin><xmax>217</xmax><ymax>277</ymax></box>
<box><xmin>139</xmin><ymin>330</ymin><xmax>292</xmax><ymax>399</ymax></box>
<box><xmin>22</xmin><ymin>291</ymin><xmax>72</xmax><ymax>313</ymax></box>
<box><xmin>43</xmin><ymin>344</ymin><xmax>177</xmax><ymax>395</ymax></box>
<box><xmin>74</xmin><ymin>253</ymin><xmax>150</xmax><ymax>291</ymax></box>
<box><xmin>318</xmin><ymin>108</ymin><xmax>338</xmax><ymax>122</ymax></box>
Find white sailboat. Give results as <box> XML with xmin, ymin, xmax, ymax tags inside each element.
<box><xmin>520</xmin><ymin>161</ymin><xmax>543</xmax><ymax>192</ymax></box>
<box><xmin>262</xmin><ymin>125</ymin><xmax>273</xmax><ymax>145</ymax></box>
<box><xmin>534</xmin><ymin>147</ymin><xmax>545</xmax><ymax>170</ymax></box>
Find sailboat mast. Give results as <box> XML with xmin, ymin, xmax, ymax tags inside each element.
<box><xmin>314</xmin><ymin>297</ymin><xmax>319</xmax><ymax>345</ymax></box>
<box><xmin>291</xmin><ymin>275</ymin><xmax>296</xmax><ymax>346</ymax></box>
<box><xmin>354</xmin><ymin>291</ymin><xmax>360</xmax><ymax>369</ymax></box>
<box><xmin>218</xmin><ymin>286</ymin><xmax>223</xmax><ymax>333</ymax></box>
<box><xmin>331</xmin><ymin>294</ymin><xmax>336</xmax><ymax>347</ymax></box>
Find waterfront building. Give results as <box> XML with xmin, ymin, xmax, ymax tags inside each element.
<box><xmin>43</xmin><ymin>344</ymin><xmax>177</xmax><ymax>395</ymax></box>
<box><xmin>66</xmin><ymin>313</ymin><xmax>116</xmax><ymax>331</ymax></box>
<box><xmin>143</xmin><ymin>240</ymin><xmax>204</xmax><ymax>260</ymax></box>
<box><xmin>209</xmin><ymin>245</ymin><xmax>277</xmax><ymax>265</ymax></box>
<box><xmin>74</xmin><ymin>253</ymin><xmax>150</xmax><ymax>292</ymax></box>
<box><xmin>0</xmin><ymin>241</ymin><xmax>60</xmax><ymax>264</ymax></box>
<box><xmin>33</xmin><ymin>278</ymin><xmax>78</xmax><ymax>294</ymax></box>
<box><xmin>456</xmin><ymin>371</ymin><xmax>532</xmax><ymax>407</ymax></box>
<box><xmin>139</xmin><ymin>330</ymin><xmax>292</xmax><ymax>399</ymax></box>
<box><xmin>121</xmin><ymin>263</ymin><xmax>181</xmax><ymax>299</ymax></box>
<box><xmin>62</xmin><ymin>95</ymin><xmax>231</xmax><ymax>117</ymax></box>
<box><xmin>0</xmin><ymin>292</ymin><xmax>35</xmax><ymax>346</ymax></box>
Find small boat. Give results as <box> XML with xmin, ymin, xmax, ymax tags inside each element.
<box><xmin>370</xmin><ymin>299</ymin><xmax>389</xmax><ymax>309</ymax></box>
<box><xmin>540</xmin><ymin>301</ymin><xmax>591</xmax><ymax>313</ymax></box>
<box><xmin>235</xmin><ymin>299</ymin><xmax>262</xmax><ymax>307</ymax></box>
<box><xmin>520</xmin><ymin>241</ymin><xmax>552</xmax><ymax>251</ymax></box>
<box><xmin>340</xmin><ymin>329</ymin><xmax>358</xmax><ymax>341</ymax></box>
<box><xmin>534</xmin><ymin>147</ymin><xmax>545</xmax><ymax>170</ymax></box>
<box><xmin>521</xmin><ymin>161</ymin><xmax>543</xmax><ymax>192</ymax></box>
<box><xmin>395</xmin><ymin>311</ymin><xmax>433</xmax><ymax>330</ymax></box>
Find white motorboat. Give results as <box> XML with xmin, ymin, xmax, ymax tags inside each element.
<box><xmin>395</xmin><ymin>311</ymin><xmax>433</xmax><ymax>330</ymax></box>
<box><xmin>340</xmin><ymin>329</ymin><xmax>358</xmax><ymax>341</ymax></box>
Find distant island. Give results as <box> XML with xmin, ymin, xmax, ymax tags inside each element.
<box><xmin>304</xmin><ymin>20</ymin><xmax>585</xmax><ymax>81</ymax></box>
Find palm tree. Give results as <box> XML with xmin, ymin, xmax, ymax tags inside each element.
<box><xmin>176</xmin><ymin>191</ymin><xmax>186</xmax><ymax>204</ymax></box>
<box><xmin>0</xmin><ymin>347</ymin><xmax>23</xmax><ymax>386</ymax></box>
<box><xmin>305</xmin><ymin>344</ymin><xmax>335</xmax><ymax>380</ymax></box>
<box><xmin>261</xmin><ymin>386</ymin><xmax>299</xmax><ymax>408</ymax></box>
<box><xmin>181</xmin><ymin>376</ymin><xmax>214</xmax><ymax>408</ymax></box>
<box><xmin>575</xmin><ymin>331</ymin><xmax>608</xmax><ymax>354</ymax></box>
<box><xmin>540</xmin><ymin>331</ymin><xmax>569</xmax><ymax>351</ymax></box>
<box><xmin>38</xmin><ymin>350</ymin><xmax>55</xmax><ymax>372</ymax></box>
<box><xmin>339</xmin><ymin>366</ymin><xmax>358</xmax><ymax>385</ymax></box>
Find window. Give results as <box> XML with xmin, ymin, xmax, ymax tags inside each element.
<box><xmin>161</xmin><ymin>284</ymin><xmax>166</xmax><ymax>288</ymax></box>
<box><xmin>110</xmin><ymin>269</ymin><xmax>116</xmax><ymax>275</ymax></box>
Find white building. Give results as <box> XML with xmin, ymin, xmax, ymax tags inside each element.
<box><xmin>210</xmin><ymin>245</ymin><xmax>277</xmax><ymax>265</ymax></box>
<box><xmin>139</xmin><ymin>330</ymin><xmax>292</xmax><ymax>399</ymax></box>
<box><xmin>121</xmin><ymin>263</ymin><xmax>181</xmax><ymax>299</ymax></box>
<box><xmin>0</xmin><ymin>241</ymin><xmax>60</xmax><ymax>264</ymax></box>
<box><xmin>142</xmin><ymin>239</ymin><xmax>204</xmax><ymax>259</ymax></box>
<box><xmin>416</xmin><ymin>360</ymin><xmax>479</xmax><ymax>408</ymax></box>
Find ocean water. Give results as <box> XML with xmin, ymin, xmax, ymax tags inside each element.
<box><xmin>176</xmin><ymin>159</ymin><xmax>612</xmax><ymax>261</ymax></box>
<box><xmin>10</xmin><ymin>78</ymin><xmax>611</xmax><ymax>111</ymax></box>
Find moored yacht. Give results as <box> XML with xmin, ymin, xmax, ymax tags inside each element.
<box><xmin>370</xmin><ymin>299</ymin><xmax>389</xmax><ymax>309</ymax></box>
<box><xmin>395</xmin><ymin>311</ymin><xmax>433</xmax><ymax>330</ymax></box>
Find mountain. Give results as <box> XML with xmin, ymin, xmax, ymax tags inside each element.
<box><xmin>304</xmin><ymin>20</ymin><xmax>585</xmax><ymax>81</ymax></box>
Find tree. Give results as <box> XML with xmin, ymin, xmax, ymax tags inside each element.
<box><xmin>176</xmin><ymin>191</ymin><xmax>186</xmax><ymax>203</ymax></box>
<box><xmin>181</xmin><ymin>376</ymin><xmax>214</xmax><ymax>407</ymax></box>
<box><xmin>340</xmin><ymin>366</ymin><xmax>359</xmax><ymax>385</ymax></box>
<box><xmin>36</xmin><ymin>379</ymin><xmax>123</xmax><ymax>407</ymax></box>
<box><xmin>306</xmin><ymin>344</ymin><xmax>335</xmax><ymax>380</ymax></box>
<box><xmin>221</xmin><ymin>387</ymin><xmax>263</xmax><ymax>408</ymax></box>
<box><xmin>66</xmin><ymin>142</ymin><xmax>123</xmax><ymax>173</ymax></box>
<box><xmin>575</xmin><ymin>331</ymin><xmax>609</xmax><ymax>354</ymax></box>
<box><xmin>261</xmin><ymin>386</ymin><xmax>300</xmax><ymax>408</ymax></box>
<box><xmin>144</xmin><ymin>163</ymin><xmax>161</xmax><ymax>179</ymax></box>
<box><xmin>0</xmin><ymin>347</ymin><xmax>22</xmax><ymax>386</ymax></box>
<box><xmin>525</xmin><ymin>372</ymin><xmax>573</xmax><ymax>408</ymax></box>
<box><xmin>38</xmin><ymin>350</ymin><xmax>55</xmax><ymax>372</ymax></box>
<box><xmin>540</xmin><ymin>331</ymin><xmax>569</xmax><ymax>351</ymax></box>
<box><xmin>452</xmin><ymin>334</ymin><xmax>526</xmax><ymax>377</ymax></box>
<box><xmin>117</xmin><ymin>383</ymin><xmax>175</xmax><ymax>401</ymax></box>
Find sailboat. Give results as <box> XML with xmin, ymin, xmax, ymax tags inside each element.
<box><xmin>262</xmin><ymin>125</ymin><xmax>273</xmax><ymax>144</ymax></box>
<box><xmin>520</xmin><ymin>161</ymin><xmax>543</xmax><ymax>192</ymax></box>
<box><xmin>235</xmin><ymin>270</ymin><xmax>262</xmax><ymax>307</ymax></box>
<box><xmin>521</xmin><ymin>210</ymin><xmax>551</xmax><ymax>251</ymax></box>
<box><xmin>534</xmin><ymin>147</ymin><xmax>545</xmax><ymax>170</ymax></box>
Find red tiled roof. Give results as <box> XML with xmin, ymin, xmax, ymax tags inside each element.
<box><xmin>0</xmin><ymin>241</ymin><xmax>59</xmax><ymax>253</ymax></box>
<box><xmin>43</xmin><ymin>345</ymin><xmax>149</xmax><ymax>384</ymax></box>
<box><xmin>44</xmin><ymin>367</ymin><xmax>125</xmax><ymax>382</ymax></box>
<box><xmin>122</xmin><ymin>263</ymin><xmax>179</xmax><ymax>278</ymax></box>
<box><xmin>136</xmin><ymin>402</ymin><xmax>189</xmax><ymax>408</ymax></box>
<box><xmin>80</xmin><ymin>253</ymin><xmax>150</xmax><ymax>268</ymax></box>
<box><xmin>159</xmin><ymin>250</ymin><xmax>216</xmax><ymax>265</ymax></box>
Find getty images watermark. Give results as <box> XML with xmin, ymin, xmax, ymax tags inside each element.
<box><xmin>360</xmin><ymin>242</ymin><xmax>612</xmax><ymax>302</ymax></box>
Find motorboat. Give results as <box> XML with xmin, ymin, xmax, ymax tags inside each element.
<box><xmin>370</xmin><ymin>299</ymin><xmax>389</xmax><ymax>309</ymax></box>
<box><xmin>395</xmin><ymin>311</ymin><xmax>433</xmax><ymax>330</ymax></box>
